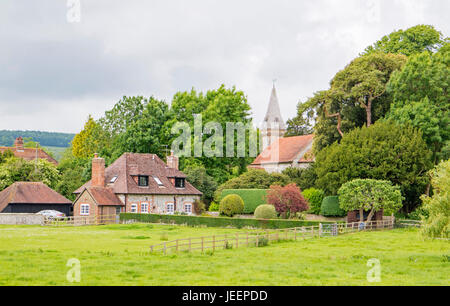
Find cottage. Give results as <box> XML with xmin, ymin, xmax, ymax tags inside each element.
<box><xmin>73</xmin><ymin>152</ymin><xmax>202</xmax><ymax>218</ymax></box>
<box><xmin>0</xmin><ymin>137</ymin><xmax>58</xmax><ymax>165</ymax></box>
<box><xmin>0</xmin><ymin>182</ymin><xmax>72</xmax><ymax>215</ymax></box>
<box><xmin>249</xmin><ymin>85</ymin><xmax>314</xmax><ymax>173</ymax></box>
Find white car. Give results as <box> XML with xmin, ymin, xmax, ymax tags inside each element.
<box><xmin>36</xmin><ymin>210</ymin><xmax>66</xmax><ymax>219</ymax></box>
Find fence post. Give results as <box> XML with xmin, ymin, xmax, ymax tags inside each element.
<box><xmin>163</xmin><ymin>242</ymin><xmax>167</xmax><ymax>255</ymax></box>
<box><xmin>189</xmin><ymin>238</ymin><xmax>192</xmax><ymax>252</ymax></box>
<box><xmin>213</xmin><ymin>235</ymin><xmax>215</xmax><ymax>252</ymax></box>
<box><xmin>256</xmin><ymin>233</ymin><xmax>259</xmax><ymax>247</ymax></box>
<box><xmin>201</xmin><ymin>237</ymin><xmax>204</xmax><ymax>253</ymax></box>
<box><xmin>294</xmin><ymin>228</ymin><xmax>297</xmax><ymax>241</ymax></box>
<box><xmin>236</xmin><ymin>233</ymin><xmax>239</xmax><ymax>249</ymax></box>
<box><xmin>176</xmin><ymin>239</ymin><xmax>179</xmax><ymax>252</ymax></box>
<box><xmin>246</xmin><ymin>232</ymin><xmax>249</xmax><ymax>247</ymax></box>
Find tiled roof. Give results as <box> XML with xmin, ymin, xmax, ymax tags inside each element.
<box><xmin>0</xmin><ymin>182</ymin><xmax>72</xmax><ymax>212</ymax></box>
<box><xmin>0</xmin><ymin>147</ymin><xmax>58</xmax><ymax>165</ymax></box>
<box><xmin>74</xmin><ymin>153</ymin><xmax>202</xmax><ymax>196</ymax></box>
<box><xmin>251</xmin><ymin>134</ymin><xmax>315</xmax><ymax>165</ymax></box>
<box><xmin>85</xmin><ymin>187</ymin><xmax>124</xmax><ymax>206</ymax></box>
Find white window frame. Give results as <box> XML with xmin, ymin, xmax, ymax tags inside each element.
<box><xmin>184</xmin><ymin>203</ymin><xmax>192</xmax><ymax>215</ymax></box>
<box><xmin>141</xmin><ymin>202</ymin><xmax>149</xmax><ymax>214</ymax></box>
<box><xmin>80</xmin><ymin>204</ymin><xmax>90</xmax><ymax>216</ymax></box>
<box><xmin>130</xmin><ymin>204</ymin><xmax>138</xmax><ymax>213</ymax></box>
<box><xmin>166</xmin><ymin>203</ymin><xmax>174</xmax><ymax>214</ymax></box>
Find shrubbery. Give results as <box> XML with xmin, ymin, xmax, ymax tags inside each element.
<box><xmin>320</xmin><ymin>196</ymin><xmax>346</xmax><ymax>217</ymax></box>
<box><xmin>208</xmin><ymin>201</ymin><xmax>219</xmax><ymax>212</ymax></box>
<box><xmin>267</xmin><ymin>183</ymin><xmax>309</xmax><ymax>218</ymax></box>
<box><xmin>219</xmin><ymin>194</ymin><xmax>244</xmax><ymax>217</ymax></box>
<box><xmin>302</xmin><ymin>188</ymin><xmax>324</xmax><ymax>215</ymax></box>
<box><xmin>254</xmin><ymin>204</ymin><xmax>277</xmax><ymax>219</ymax></box>
<box><xmin>221</xmin><ymin>189</ymin><xmax>267</xmax><ymax>213</ymax></box>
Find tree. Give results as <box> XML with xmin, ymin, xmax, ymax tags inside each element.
<box><xmin>338</xmin><ymin>179</ymin><xmax>403</xmax><ymax>222</ymax></box>
<box><xmin>282</xmin><ymin>166</ymin><xmax>317</xmax><ymax>191</ymax></box>
<box><xmin>315</xmin><ymin>121</ymin><xmax>433</xmax><ymax>213</ymax></box>
<box><xmin>363</xmin><ymin>25</ymin><xmax>446</xmax><ymax>56</ymax></box>
<box><xmin>267</xmin><ymin>183</ymin><xmax>309</xmax><ymax>218</ymax></box>
<box><xmin>72</xmin><ymin>115</ymin><xmax>109</xmax><ymax>159</ymax></box>
<box><xmin>420</xmin><ymin>159</ymin><xmax>450</xmax><ymax>238</ymax></box>
<box><xmin>56</xmin><ymin>148</ymin><xmax>91</xmax><ymax>201</ymax></box>
<box><xmin>183</xmin><ymin>165</ymin><xmax>218</xmax><ymax>204</ymax></box>
<box><xmin>387</xmin><ymin>44</ymin><xmax>450</xmax><ymax>163</ymax></box>
<box><xmin>285</xmin><ymin>100</ymin><xmax>314</xmax><ymax>136</ymax></box>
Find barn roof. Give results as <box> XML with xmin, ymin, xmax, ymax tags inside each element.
<box><xmin>0</xmin><ymin>147</ymin><xmax>58</xmax><ymax>165</ymax></box>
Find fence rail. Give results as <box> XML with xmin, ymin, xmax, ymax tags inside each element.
<box><xmin>43</xmin><ymin>214</ymin><xmax>119</xmax><ymax>226</ymax></box>
<box><xmin>149</xmin><ymin>219</ymin><xmax>395</xmax><ymax>254</ymax></box>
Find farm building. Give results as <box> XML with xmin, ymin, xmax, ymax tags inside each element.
<box><xmin>0</xmin><ymin>182</ymin><xmax>72</xmax><ymax>215</ymax></box>
<box><xmin>73</xmin><ymin>152</ymin><xmax>202</xmax><ymax>218</ymax></box>
<box><xmin>0</xmin><ymin>137</ymin><xmax>58</xmax><ymax>165</ymax></box>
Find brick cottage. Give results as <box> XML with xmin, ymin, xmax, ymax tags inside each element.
<box><xmin>73</xmin><ymin>152</ymin><xmax>202</xmax><ymax>219</ymax></box>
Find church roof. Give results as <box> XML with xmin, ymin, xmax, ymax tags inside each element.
<box><xmin>263</xmin><ymin>85</ymin><xmax>286</xmax><ymax>130</ymax></box>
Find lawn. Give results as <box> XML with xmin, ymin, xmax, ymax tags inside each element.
<box><xmin>0</xmin><ymin>224</ymin><xmax>448</xmax><ymax>286</ymax></box>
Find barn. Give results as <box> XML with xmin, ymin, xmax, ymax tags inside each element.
<box><xmin>0</xmin><ymin>182</ymin><xmax>72</xmax><ymax>216</ymax></box>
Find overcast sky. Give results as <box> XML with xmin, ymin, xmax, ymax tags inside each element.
<box><xmin>0</xmin><ymin>0</ymin><xmax>448</xmax><ymax>133</ymax></box>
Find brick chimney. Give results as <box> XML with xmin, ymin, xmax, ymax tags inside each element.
<box><xmin>166</xmin><ymin>151</ymin><xmax>179</xmax><ymax>170</ymax></box>
<box><xmin>14</xmin><ymin>137</ymin><xmax>24</xmax><ymax>150</ymax></box>
<box><xmin>92</xmin><ymin>153</ymin><xmax>105</xmax><ymax>187</ymax></box>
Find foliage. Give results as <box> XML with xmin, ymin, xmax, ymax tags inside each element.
<box><xmin>193</xmin><ymin>199</ymin><xmax>206</xmax><ymax>215</ymax></box>
<box><xmin>320</xmin><ymin>196</ymin><xmax>346</xmax><ymax>217</ymax></box>
<box><xmin>120</xmin><ymin>213</ymin><xmax>334</xmax><ymax>229</ymax></box>
<box><xmin>0</xmin><ymin>130</ymin><xmax>74</xmax><ymax>148</ymax></box>
<box><xmin>315</xmin><ymin>121</ymin><xmax>432</xmax><ymax>212</ymax></box>
<box><xmin>220</xmin><ymin>189</ymin><xmax>267</xmax><ymax>214</ymax></box>
<box><xmin>254</xmin><ymin>204</ymin><xmax>277</xmax><ymax>219</ymax></box>
<box><xmin>338</xmin><ymin>179</ymin><xmax>403</xmax><ymax>221</ymax></box>
<box><xmin>363</xmin><ymin>25</ymin><xmax>446</xmax><ymax>56</ymax></box>
<box><xmin>208</xmin><ymin>201</ymin><xmax>219</xmax><ymax>212</ymax></box>
<box><xmin>215</xmin><ymin>169</ymin><xmax>291</xmax><ymax>201</ymax></box>
<box><xmin>285</xmin><ymin>100</ymin><xmax>315</xmax><ymax>136</ymax></box>
<box><xmin>302</xmin><ymin>188</ymin><xmax>324</xmax><ymax>215</ymax></box>
<box><xmin>267</xmin><ymin>184</ymin><xmax>309</xmax><ymax>218</ymax></box>
<box><xmin>0</xmin><ymin>157</ymin><xmax>60</xmax><ymax>191</ymax></box>
<box><xmin>72</xmin><ymin>115</ymin><xmax>109</xmax><ymax>159</ymax></box>
<box><xmin>183</xmin><ymin>165</ymin><xmax>218</xmax><ymax>204</ymax></box>
<box><xmin>387</xmin><ymin>44</ymin><xmax>450</xmax><ymax>162</ymax></box>
<box><xmin>219</xmin><ymin>194</ymin><xmax>244</xmax><ymax>217</ymax></box>
<box><xmin>281</xmin><ymin>166</ymin><xmax>318</xmax><ymax>191</ymax></box>
<box><xmin>420</xmin><ymin>159</ymin><xmax>450</xmax><ymax>238</ymax></box>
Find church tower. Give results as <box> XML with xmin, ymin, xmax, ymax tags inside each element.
<box><xmin>261</xmin><ymin>85</ymin><xmax>286</xmax><ymax>150</ymax></box>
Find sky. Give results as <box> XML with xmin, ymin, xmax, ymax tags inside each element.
<box><xmin>0</xmin><ymin>0</ymin><xmax>448</xmax><ymax>134</ymax></box>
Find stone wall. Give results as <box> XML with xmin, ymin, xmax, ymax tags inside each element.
<box><xmin>0</xmin><ymin>213</ymin><xmax>45</xmax><ymax>225</ymax></box>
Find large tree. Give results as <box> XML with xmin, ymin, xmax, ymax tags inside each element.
<box><xmin>315</xmin><ymin>121</ymin><xmax>432</xmax><ymax>213</ymax></box>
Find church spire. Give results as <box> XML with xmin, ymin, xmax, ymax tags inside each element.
<box><xmin>263</xmin><ymin>84</ymin><xmax>286</xmax><ymax>130</ymax></box>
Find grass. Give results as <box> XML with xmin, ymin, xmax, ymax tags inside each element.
<box><xmin>0</xmin><ymin>224</ymin><xmax>448</xmax><ymax>286</ymax></box>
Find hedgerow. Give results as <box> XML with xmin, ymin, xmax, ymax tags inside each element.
<box><xmin>221</xmin><ymin>189</ymin><xmax>268</xmax><ymax>213</ymax></box>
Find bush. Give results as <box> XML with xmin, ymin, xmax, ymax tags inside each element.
<box><xmin>208</xmin><ymin>201</ymin><xmax>219</xmax><ymax>212</ymax></box>
<box><xmin>193</xmin><ymin>199</ymin><xmax>206</xmax><ymax>215</ymax></box>
<box><xmin>302</xmin><ymin>188</ymin><xmax>324</xmax><ymax>215</ymax></box>
<box><xmin>221</xmin><ymin>189</ymin><xmax>267</xmax><ymax>213</ymax></box>
<box><xmin>267</xmin><ymin>184</ymin><xmax>309</xmax><ymax>218</ymax></box>
<box><xmin>219</xmin><ymin>194</ymin><xmax>244</xmax><ymax>217</ymax></box>
<box><xmin>320</xmin><ymin>196</ymin><xmax>346</xmax><ymax>217</ymax></box>
<box><xmin>120</xmin><ymin>213</ymin><xmax>337</xmax><ymax>229</ymax></box>
<box><xmin>254</xmin><ymin>204</ymin><xmax>277</xmax><ymax>219</ymax></box>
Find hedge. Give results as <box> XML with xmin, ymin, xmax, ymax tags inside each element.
<box><xmin>120</xmin><ymin>213</ymin><xmax>338</xmax><ymax>229</ymax></box>
<box><xmin>221</xmin><ymin>189</ymin><xmax>267</xmax><ymax>213</ymax></box>
<box><xmin>320</xmin><ymin>196</ymin><xmax>346</xmax><ymax>217</ymax></box>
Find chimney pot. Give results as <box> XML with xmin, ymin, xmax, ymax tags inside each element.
<box><xmin>166</xmin><ymin>151</ymin><xmax>179</xmax><ymax>170</ymax></box>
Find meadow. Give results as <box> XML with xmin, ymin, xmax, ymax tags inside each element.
<box><xmin>0</xmin><ymin>223</ymin><xmax>448</xmax><ymax>286</ymax></box>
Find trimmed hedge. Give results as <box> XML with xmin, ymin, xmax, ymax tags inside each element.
<box><xmin>219</xmin><ymin>194</ymin><xmax>244</xmax><ymax>217</ymax></box>
<box><xmin>120</xmin><ymin>213</ymin><xmax>338</xmax><ymax>229</ymax></box>
<box><xmin>221</xmin><ymin>189</ymin><xmax>267</xmax><ymax>213</ymax></box>
<box><xmin>320</xmin><ymin>196</ymin><xmax>346</xmax><ymax>217</ymax></box>
<box><xmin>254</xmin><ymin>204</ymin><xmax>277</xmax><ymax>219</ymax></box>
<box><xmin>302</xmin><ymin>188</ymin><xmax>324</xmax><ymax>215</ymax></box>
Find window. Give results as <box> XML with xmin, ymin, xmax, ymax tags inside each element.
<box><xmin>153</xmin><ymin>176</ymin><xmax>164</xmax><ymax>186</ymax></box>
<box><xmin>110</xmin><ymin>176</ymin><xmax>118</xmax><ymax>183</ymax></box>
<box><xmin>115</xmin><ymin>206</ymin><xmax>121</xmax><ymax>215</ymax></box>
<box><xmin>166</xmin><ymin>203</ymin><xmax>174</xmax><ymax>214</ymax></box>
<box><xmin>80</xmin><ymin>204</ymin><xmax>90</xmax><ymax>216</ymax></box>
<box><xmin>141</xmin><ymin>202</ymin><xmax>149</xmax><ymax>214</ymax></box>
<box><xmin>175</xmin><ymin>178</ymin><xmax>185</xmax><ymax>188</ymax></box>
<box><xmin>130</xmin><ymin>204</ymin><xmax>138</xmax><ymax>213</ymax></box>
<box><xmin>184</xmin><ymin>203</ymin><xmax>192</xmax><ymax>214</ymax></box>
<box><xmin>138</xmin><ymin>175</ymin><xmax>149</xmax><ymax>187</ymax></box>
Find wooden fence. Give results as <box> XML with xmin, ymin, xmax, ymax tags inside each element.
<box><xmin>43</xmin><ymin>214</ymin><xmax>119</xmax><ymax>226</ymax></box>
<box><xmin>149</xmin><ymin>219</ymin><xmax>395</xmax><ymax>254</ymax></box>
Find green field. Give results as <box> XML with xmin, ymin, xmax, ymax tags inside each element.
<box><xmin>0</xmin><ymin>224</ymin><xmax>448</xmax><ymax>286</ymax></box>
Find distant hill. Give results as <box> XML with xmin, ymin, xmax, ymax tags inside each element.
<box><xmin>0</xmin><ymin>130</ymin><xmax>75</xmax><ymax>148</ymax></box>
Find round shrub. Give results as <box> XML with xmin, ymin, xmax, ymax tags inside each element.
<box><xmin>254</xmin><ymin>204</ymin><xmax>277</xmax><ymax>219</ymax></box>
<box><xmin>302</xmin><ymin>188</ymin><xmax>324</xmax><ymax>215</ymax></box>
<box><xmin>320</xmin><ymin>196</ymin><xmax>346</xmax><ymax>217</ymax></box>
<box><xmin>219</xmin><ymin>194</ymin><xmax>244</xmax><ymax>217</ymax></box>
<box><xmin>208</xmin><ymin>201</ymin><xmax>219</xmax><ymax>212</ymax></box>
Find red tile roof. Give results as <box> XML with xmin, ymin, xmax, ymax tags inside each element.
<box><xmin>74</xmin><ymin>153</ymin><xmax>202</xmax><ymax>196</ymax></box>
<box><xmin>0</xmin><ymin>182</ymin><xmax>72</xmax><ymax>212</ymax></box>
<box><xmin>84</xmin><ymin>187</ymin><xmax>124</xmax><ymax>206</ymax></box>
<box><xmin>251</xmin><ymin>135</ymin><xmax>315</xmax><ymax>165</ymax></box>
<box><xmin>0</xmin><ymin>147</ymin><xmax>58</xmax><ymax>165</ymax></box>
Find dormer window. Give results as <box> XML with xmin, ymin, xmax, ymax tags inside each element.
<box><xmin>153</xmin><ymin>176</ymin><xmax>164</xmax><ymax>186</ymax></box>
<box><xmin>138</xmin><ymin>175</ymin><xmax>149</xmax><ymax>187</ymax></box>
<box><xmin>110</xmin><ymin>176</ymin><xmax>118</xmax><ymax>183</ymax></box>
<box><xmin>175</xmin><ymin>178</ymin><xmax>185</xmax><ymax>188</ymax></box>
